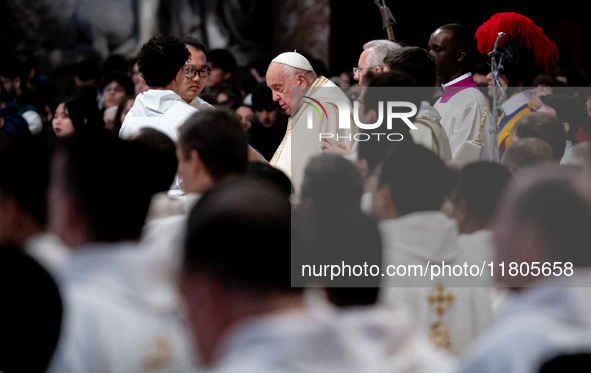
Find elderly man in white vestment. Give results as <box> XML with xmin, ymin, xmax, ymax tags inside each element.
<box><xmin>180</xmin><ymin>178</ymin><xmax>384</xmax><ymax>373</ymax></box>
<box><xmin>458</xmin><ymin>164</ymin><xmax>591</xmax><ymax>373</ymax></box>
<box><xmin>374</xmin><ymin>142</ymin><xmax>495</xmax><ymax>356</ymax></box>
<box><xmin>266</xmin><ymin>51</ymin><xmax>356</xmax><ymax>194</ymax></box>
<box><xmin>46</xmin><ymin>130</ymin><xmax>197</xmax><ymax>373</ymax></box>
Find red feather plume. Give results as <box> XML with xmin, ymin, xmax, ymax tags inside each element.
<box><xmin>475</xmin><ymin>12</ymin><xmax>558</xmax><ymax>70</ymax></box>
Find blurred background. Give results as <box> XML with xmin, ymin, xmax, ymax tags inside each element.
<box><xmin>0</xmin><ymin>0</ymin><xmax>589</xmax><ymax>82</ymax></box>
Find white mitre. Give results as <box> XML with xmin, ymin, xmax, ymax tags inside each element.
<box><xmin>271</xmin><ymin>51</ymin><xmax>314</xmax><ymax>72</ymax></box>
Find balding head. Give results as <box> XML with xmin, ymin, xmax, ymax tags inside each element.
<box><xmin>355</xmin><ymin>39</ymin><xmax>402</xmax><ymax>87</ymax></box>
<box><xmin>512</xmin><ymin>111</ymin><xmax>567</xmax><ymax>160</ymax></box>
<box><xmin>492</xmin><ymin>164</ymin><xmax>591</xmax><ymax>286</ymax></box>
<box><xmin>501</xmin><ymin>137</ymin><xmax>556</xmax><ymax>174</ymax></box>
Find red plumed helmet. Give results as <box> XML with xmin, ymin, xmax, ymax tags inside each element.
<box><xmin>475</xmin><ymin>12</ymin><xmax>558</xmax><ymax>71</ymax></box>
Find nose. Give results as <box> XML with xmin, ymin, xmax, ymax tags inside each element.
<box><xmin>353</xmin><ymin>71</ymin><xmax>360</xmax><ymax>81</ymax></box>
<box><xmin>272</xmin><ymin>92</ymin><xmax>280</xmax><ymax>102</ymax></box>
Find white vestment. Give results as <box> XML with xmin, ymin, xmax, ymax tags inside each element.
<box><xmin>458</xmin><ymin>272</ymin><xmax>591</xmax><ymax>373</ymax></box>
<box><xmin>560</xmin><ymin>140</ymin><xmax>573</xmax><ymax>165</ymax></box>
<box><xmin>412</xmin><ymin>101</ymin><xmax>452</xmax><ymax>161</ymax></box>
<box><xmin>434</xmin><ymin>74</ymin><xmax>495</xmax><ymax>162</ymax></box>
<box><xmin>208</xmin><ymin>308</ymin><xmax>392</xmax><ymax>373</ymax></box>
<box><xmin>47</xmin><ymin>242</ymin><xmax>198</xmax><ymax>373</ymax></box>
<box><xmin>24</xmin><ymin>231</ymin><xmax>69</xmax><ymax>276</ymax></box>
<box><xmin>189</xmin><ymin>96</ymin><xmax>213</xmax><ymax>111</ymax></box>
<box><xmin>119</xmin><ymin>89</ymin><xmax>197</xmax><ymax>141</ymax></box>
<box><xmin>139</xmin><ymin>193</ymin><xmax>201</xmax><ymax>309</ymax></box>
<box><xmin>379</xmin><ymin>211</ymin><xmax>496</xmax><ymax>355</ymax></box>
<box><xmin>270</xmin><ymin>76</ymin><xmax>356</xmax><ymax>194</ymax></box>
<box><xmin>304</xmin><ymin>289</ymin><xmax>457</xmax><ymax>373</ymax></box>
<box><xmin>457</xmin><ymin>229</ymin><xmax>495</xmax><ymax>266</ymax></box>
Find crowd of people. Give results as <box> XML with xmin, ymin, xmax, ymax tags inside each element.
<box><xmin>2</xmin><ymin>9</ymin><xmax>591</xmax><ymax>373</ymax></box>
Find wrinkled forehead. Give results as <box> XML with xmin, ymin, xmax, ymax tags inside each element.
<box><xmin>265</xmin><ymin>62</ymin><xmax>286</xmax><ymax>83</ymax></box>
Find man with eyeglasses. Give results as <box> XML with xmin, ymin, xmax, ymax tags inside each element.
<box><xmin>179</xmin><ymin>37</ymin><xmax>214</xmax><ymax>111</ymax></box>
<box><xmin>353</xmin><ymin>39</ymin><xmax>402</xmax><ymax>87</ymax></box>
<box><xmin>119</xmin><ymin>34</ymin><xmax>198</xmax><ymax>142</ymax></box>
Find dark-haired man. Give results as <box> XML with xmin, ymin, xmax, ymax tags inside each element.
<box><xmin>459</xmin><ymin>164</ymin><xmax>591</xmax><ymax>372</ymax></box>
<box><xmin>46</xmin><ymin>129</ymin><xmax>197</xmax><ymax>373</ymax></box>
<box><xmin>119</xmin><ymin>34</ymin><xmax>197</xmax><ymax>141</ymax></box>
<box><xmin>0</xmin><ymin>53</ymin><xmax>43</xmax><ymax>135</ymax></box>
<box><xmin>428</xmin><ymin>24</ymin><xmax>494</xmax><ymax>161</ymax></box>
<box><xmin>0</xmin><ymin>134</ymin><xmax>67</xmax><ymax>272</ymax></box>
<box><xmin>179</xmin><ymin>37</ymin><xmax>214</xmax><ymax>111</ymax></box>
<box><xmin>538</xmin><ymin>93</ymin><xmax>589</xmax><ymax>163</ymax></box>
<box><xmin>199</xmin><ymin>48</ymin><xmax>238</xmax><ymax>105</ymax></box>
<box><xmin>374</xmin><ymin>142</ymin><xmax>494</xmax><ymax>355</ymax></box>
<box><xmin>450</xmin><ymin>161</ymin><xmax>512</xmax><ymax>269</ymax></box>
<box><xmin>181</xmin><ymin>177</ymin><xmax>382</xmax><ymax>372</ymax></box>
<box><xmin>139</xmin><ymin>107</ymin><xmax>249</xmax><ymax>322</ymax></box>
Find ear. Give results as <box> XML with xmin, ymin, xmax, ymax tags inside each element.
<box><xmin>563</xmin><ymin>122</ymin><xmax>570</xmax><ymax>134</ymax></box>
<box><xmin>296</xmin><ymin>74</ymin><xmax>309</xmax><ymax>88</ymax></box>
<box><xmin>189</xmin><ymin>149</ymin><xmax>204</xmax><ymax>173</ymax></box>
<box><xmin>223</xmin><ymin>71</ymin><xmax>232</xmax><ymax>81</ymax></box>
<box><xmin>373</xmin><ymin>66</ymin><xmax>384</xmax><ymax>73</ymax></box>
<box><xmin>456</xmin><ymin>49</ymin><xmax>467</xmax><ymax>62</ymax></box>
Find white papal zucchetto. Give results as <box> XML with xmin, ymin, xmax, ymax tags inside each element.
<box><xmin>271</xmin><ymin>51</ymin><xmax>314</xmax><ymax>72</ymax></box>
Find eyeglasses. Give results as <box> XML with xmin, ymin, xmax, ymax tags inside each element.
<box><xmin>184</xmin><ymin>65</ymin><xmax>212</xmax><ymax>78</ymax></box>
<box><xmin>353</xmin><ymin>66</ymin><xmax>373</xmax><ymax>76</ymax></box>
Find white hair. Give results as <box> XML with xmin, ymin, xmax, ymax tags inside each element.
<box><xmin>363</xmin><ymin>39</ymin><xmax>402</xmax><ymax>68</ymax></box>
<box><xmin>280</xmin><ymin>63</ymin><xmax>318</xmax><ymax>84</ymax></box>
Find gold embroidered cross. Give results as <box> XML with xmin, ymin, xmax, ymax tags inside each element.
<box><xmin>428</xmin><ymin>283</ymin><xmax>454</xmax><ymax>349</ymax></box>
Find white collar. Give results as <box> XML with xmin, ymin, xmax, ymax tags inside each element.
<box><xmin>501</xmin><ymin>89</ymin><xmax>532</xmax><ymax>115</ymax></box>
<box><xmin>441</xmin><ymin>72</ymin><xmax>472</xmax><ymax>88</ymax></box>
